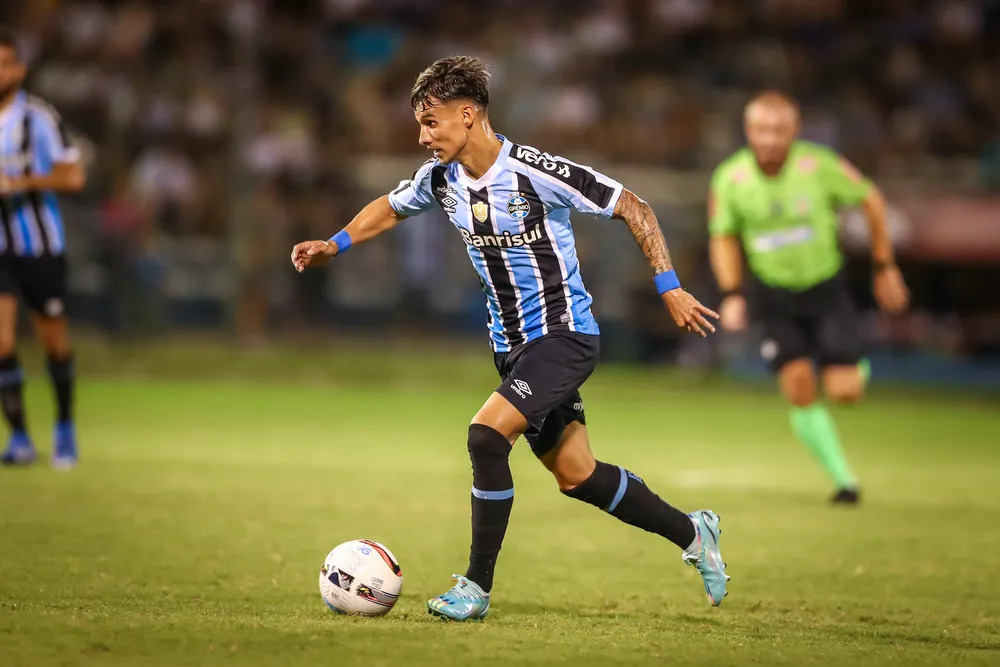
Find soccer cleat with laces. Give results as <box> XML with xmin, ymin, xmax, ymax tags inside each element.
<box><xmin>427</xmin><ymin>575</ymin><xmax>490</xmax><ymax>621</ymax></box>
<box><xmin>683</xmin><ymin>509</ymin><xmax>730</xmax><ymax>606</ymax></box>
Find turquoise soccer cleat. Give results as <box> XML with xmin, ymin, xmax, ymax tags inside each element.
<box><xmin>427</xmin><ymin>575</ymin><xmax>490</xmax><ymax>621</ymax></box>
<box><xmin>683</xmin><ymin>509</ymin><xmax>730</xmax><ymax>606</ymax></box>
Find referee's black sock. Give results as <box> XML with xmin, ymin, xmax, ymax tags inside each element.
<box><xmin>464</xmin><ymin>424</ymin><xmax>514</xmax><ymax>593</ymax></box>
<box><xmin>46</xmin><ymin>354</ymin><xmax>74</xmax><ymax>424</ymax></box>
<box><xmin>0</xmin><ymin>354</ymin><xmax>27</xmax><ymax>433</ymax></box>
<box><xmin>563</xmin><ymin>461</ymin><xmax>696</xmax><ymax>549</ymax></box>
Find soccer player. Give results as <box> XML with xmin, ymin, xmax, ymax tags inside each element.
<box><xmin>292</xmin><ymin>56</ymin><xmax>730</xmax><ymax>620</ymax></box>
<box><xmin>0</xmin><ymin>28</ymin><xmax>86</xmax><ymax>468</ymax></box>
<box><xmin>708</xmin><ymin>91</ymin><xmax>909</xmax><ymax>504</ymax></box>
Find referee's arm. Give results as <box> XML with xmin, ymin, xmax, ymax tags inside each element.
<box><xmin>707</xmin><ymin>181</ymin><xmax>747</xmax><ymax>332</ymax></box>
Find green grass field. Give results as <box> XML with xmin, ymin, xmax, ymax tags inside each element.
<box><xmin>1</xmin><ymin>342</ymin><xmax>998</xmax><ymax>666</ymax></box>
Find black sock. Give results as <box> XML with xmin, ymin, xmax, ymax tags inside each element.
<box><xmin>464</xmin><ymin>424</ymin><xmax>514</xmax><ymax>593</ymax></box>
<box><xmin>0</xmin><ymin>354</ymin><xmax>27</xmax><ymax>433</ymax></box>
<box><xmin>47</xmin><ymin>355</ymin><xmax>74</xmax><ymax>424</ymax></box>
<box><xmin>563</xmin><ymin>461</ymin><xmax>696</xmax><ymax>549</ymax></box>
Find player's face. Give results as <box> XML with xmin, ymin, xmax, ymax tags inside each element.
<box><xmin>414</xmin><ymin>98</ymin><xmax>472</xmax><ymax>164</ymax></box>
<box><xmin>0</xmin><ymin>45</ymin><xmax>25</xmax><ymax>100</ymax></box>
<box><xmin>745</xmin><ymin>103</ymin><xmax>798</xmax><ymax>170</ymax></box>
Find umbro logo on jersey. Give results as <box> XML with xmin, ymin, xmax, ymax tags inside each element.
<box><xmin>434</xmin><ymin>185</ymin><xmax>458</xmax><ymax>213</ymax></box>
<box><xmin>44</xmin><ymin>299</ymin><xmax>64</xmax><ymax>317</ymax></box>
<box><xmin>511</xmin><ymin>379</ymin><xmax>532</xmax><ymax>398</ymax></box>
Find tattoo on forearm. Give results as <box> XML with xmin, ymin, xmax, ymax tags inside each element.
<box><xmin>613</xmin><ymin>189</ymin><xmax>672</xmax><ymax>274</ymax></box>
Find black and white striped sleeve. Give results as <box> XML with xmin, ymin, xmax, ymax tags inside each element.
<box><xmin>509</xmin><ymin>146</ymin><xmax>623</xmax><ymax>217</ymax></box>
<box><xmin>31</xmin><ymin>104</ymin><xmax>80</xmax><ymax>164</ymax></box>
<box><xmin>386</xmin><ymin>159</ymin><xmax>438</xmax><ymax>217</ymax></box>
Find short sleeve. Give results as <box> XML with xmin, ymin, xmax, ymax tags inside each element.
<box><xmin>816</xmin><ymin>148</ymin><xmax>872</xmax><ymax>207</ymax></box>
<box><xmin>708</xmin><ymin>165</ymin><xmax>740</xmax><ymax>236</ymax></box>
<box><xmin>32</xmin><ymin>107</ymin><xmax>80</xmax><ymax>164</ymax></box>
<box><xmin>509</xmin><ymin>146</ymin><xmax>623</xmax><ymax>218</ymax></box>
<box><xmin>386</xmin><ymin>160</ymin><xmax>438</xmax><ymax>217</ymax></box>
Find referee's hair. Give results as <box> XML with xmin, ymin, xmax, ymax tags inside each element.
<box><xmin>0</xmin><ymin>26</ymin><xmax>18</xmax><ymax>56</ymax></box>
<box><xmin>410</xmin><ymin>56</ymin><xmax>490</xmax><ymax>111</ymax></box>
<box><xmin>746</xmin><ymin>90</ymin><xmax>799</xmax><ymax>114</ymax></box>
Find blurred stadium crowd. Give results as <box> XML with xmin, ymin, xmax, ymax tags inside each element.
<box><xmin>3</xmin><ymin>0</ymin><xmax>999</xmax><ymax>375</ymax></box>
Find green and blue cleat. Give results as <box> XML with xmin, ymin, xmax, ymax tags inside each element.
<box><xmin>683</xmin><ymin>509</ymin><xmax>730</xmax><ymax>606</ymax></box>
<box><xmin>427</xmin><ymin>575</ymin><xmax>490</xmax><ymax>621</ymax></box>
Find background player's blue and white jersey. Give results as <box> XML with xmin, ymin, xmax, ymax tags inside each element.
<box><xmin>0</xmin><ymin>91</ymin><xmax>79</xmax><ymax>257</ymax></box>
<box><xmin>388</xmin><ymin>135</ymin><xmax>623</xmax><ymax>352</ymax></box>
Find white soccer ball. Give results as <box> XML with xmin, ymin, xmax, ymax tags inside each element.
<box><xmin>318</xmin><ymin>539</ymin><xmax>403</xmax><ymax>616</ymax></box>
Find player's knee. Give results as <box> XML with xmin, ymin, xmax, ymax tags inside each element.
<box><xmin>552</xmin><ymin>455</ymin><xmax>596</xmax><ymax>492</ymax></box>
<box><xmin>778</xmin><ymin>360</ymin><xmax>816</xmax><ymax>406</ymax></box>
<box><xmin>0</xmin><ymin>336</ymin><xmax>16</xmax><ymax>358</ymax></box>
<box><xmin>826</xmin><ymin>380</ymin><xmax>863</xmax><ymax>404</ymax></box>
<box><xmin>468</xmin><ymin>423</ymin><xmax>512</xmax><ymax>467</ymax></box>
<box><xmin>44</xmin><ymin>340</ymin><xmax>72</xmax><ymax>359</ymax></box>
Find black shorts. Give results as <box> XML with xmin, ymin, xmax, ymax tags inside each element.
<box><xmin>494</xmin><ymin>331</ymin><xmax>599</xmax><ymax>458</ymax></box>
<box><xmin>752</xmin><ymin>274</ymin><xmax>863</xmax><ymax>372</ymax></box>
<box><xmin>0</xmin><ymin>254</ymin><xmax>68</xmax><ymax>318</ymax></box>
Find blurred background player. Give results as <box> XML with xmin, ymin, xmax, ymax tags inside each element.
<box><xmin>708</xmin><ymin>91</ymin><xmax>909</xmax><ymax>504</ymax></box>
<box><xmin>0</xmin><ymin>28</ymin><xmax>85</xmax><ymax>467</ymax></box>
<box><xmin>293</xmin><ymin>57</ymin><xmax>728</xmax><ymax>620</ymax></box>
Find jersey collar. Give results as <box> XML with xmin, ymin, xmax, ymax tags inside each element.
<box><xmin>0</xmin><ymin>91</ymin><xmax>26</xmax><ymax>127</ymax></box>
<box><xmin>455</xmin><ymin>134</ymin><xmax>511</xmax><ymax>190</ymax></box>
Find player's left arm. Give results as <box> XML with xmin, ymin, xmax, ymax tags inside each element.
<box><xmin>829</xmin><ymin>153</ymin><xmax>909</xmax><ymax>314</ymax></box>
<box><xmin>0</xmin><ymin>161</ymin><xmax>86</xmax><ymax>195</ymax></box>
<box><xmin>613</xmin><ymin>189</ymin><xmax>718</xmax><ymax>337</ymax></box>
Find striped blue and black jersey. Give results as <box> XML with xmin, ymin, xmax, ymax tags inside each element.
<box><xmin>388</xmin><ymin>135</ymin><xmax>623</xmax><ymax>352</ymax></box>
<box><xmin>0</xmin><ymin>91</ymin><xmax>78</xmax><ymax>257</ymax></box>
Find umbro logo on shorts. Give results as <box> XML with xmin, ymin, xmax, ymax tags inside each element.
<box><xmin>511</xmin><ymin>379</ymin><xmax>532</xmax><ymax>399</ymax></box>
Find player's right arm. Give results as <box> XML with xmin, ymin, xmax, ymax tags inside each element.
<box><xmin>291</xmin><ymin>161</ymin><xmax>437</xmax><ymax>272</ymax></box>
<box><xmin>707</xmin><ymin>165</ymin><xmax>747</xmax><ymax>331</ymax></box>
<box><xmin>291</xmin><ymin>195</ymin><xmax>404</xmax><ymax>272</ymax></box>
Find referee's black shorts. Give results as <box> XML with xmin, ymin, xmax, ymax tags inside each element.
<box><xmin>752</xmin><ymin>273</ymin><xmax>863</xmax><ymax>373</ymax></box>
<box><xmin>494</xmin><ymin>331</ymin><xmax>599</xmax><ymax>458</ymax></box>
<box><xmin>0</xmin><ymin>254</ymin><xmax>68</xmax><ymax>318</ymax></box>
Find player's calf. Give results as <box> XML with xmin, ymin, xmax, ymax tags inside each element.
<box><xmin>463</xmin><ymin>424</ymin><xmax>514</xmax><ymax>593</ymax></box>
<box><xmin>562</xmin><ymin>461</ymin><xmax>695</xmax><ymax>549</ymax></box>
<box><xmin>0</xmin><ymin>353</ymin><xmax>33</xmax><ymax>465</ymax></box>
<box><xmin>562</xmin><ymin>461</ymin><xmax>729</xmax><ymax>605</ymax></box>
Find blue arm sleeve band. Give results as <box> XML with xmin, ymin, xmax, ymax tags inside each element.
<box><xmin>329</xmin><ymin>229</ymin><xmax>352</xmax><ymax>255</ymax></box>
<box><xmin>654</xmin><ymin>270</ymin><xmax>681</xmax><ymax>294</ymax></box>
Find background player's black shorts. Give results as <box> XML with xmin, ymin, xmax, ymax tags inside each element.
<box><xmin>0</xmin><ymin>254</ymin><xmax>68</xmax><ymax>318</ymax></box>
<box><xmin>752</xmin><ymin>273</ymin><xmax>863</xmax><ymax>372</ymax></box>
<box><xmin>494</xmin><ymin>331</ymin><xmax>599</xmax><ymax>458</ymax></box>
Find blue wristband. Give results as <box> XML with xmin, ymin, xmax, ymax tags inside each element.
<box><xmin>329</xmin><ymin>229</ymin><xmax>352</xmax><ymax>255</ymax></box>
<box><xmin>653</xmin><ymin>270</ymin><xmax>681</xmax><ymax>294</ymax></box>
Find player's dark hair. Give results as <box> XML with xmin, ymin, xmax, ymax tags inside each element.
<box><xmin>410</xmin><ymin>56</ymin><xmax>490</xmax><ymax>110</ymax></box>
<box><xmin>0</xmin><ymin>27</ymin><xmax>18</xmax><ymax>56</ymax></box>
